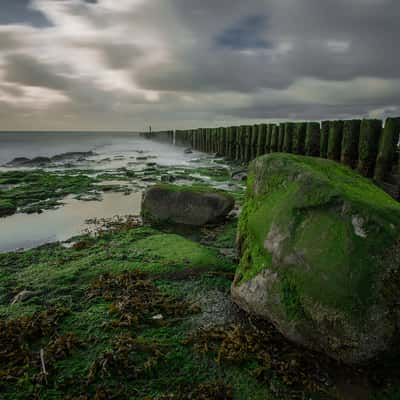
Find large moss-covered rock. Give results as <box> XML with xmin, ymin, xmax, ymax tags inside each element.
<box><xmin>231</xmin><ymin>153</ymin><xmax>400</xmax><ymax>364</ymax></box>
<box><xmin>142</xmin><ymin>184</ymin><xmax>235</xmax><ymax>226</ymax></box>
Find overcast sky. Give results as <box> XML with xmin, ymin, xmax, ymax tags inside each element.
<box><xmin>0</xmin><ymin>0</ymin><xmax>399</xmax><ymax>131</ymax></box>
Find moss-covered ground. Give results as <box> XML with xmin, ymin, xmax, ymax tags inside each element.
<box><xmin>1</xmin><ymin>154</ymin><xmax>400</xmax><ymax>399</ymax></box>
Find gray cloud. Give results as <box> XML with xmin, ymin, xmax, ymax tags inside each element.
<box><xmin>0</xmin><ymin>0</ymin><xmax>399</xmax><ymax>131</ymax></box>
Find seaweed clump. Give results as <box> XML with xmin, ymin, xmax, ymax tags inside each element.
<box><xmin>186</xmin><ymin>318</ymin><xmax>344</xmax><ymax>399</ymax></box>
<box><xmin>88</xmin><ymin>333</ymin><xmax>166</xmax><ymax>383</ymax></box>
<box><xmin>0</xmin><ymin>307</ymin><xmax>79</xmax><ymax>388</ymax></box>
<box><xmin>87</xmin><ymin>271</ymin><xmax>190</xmax><ymax>328</ymax></box>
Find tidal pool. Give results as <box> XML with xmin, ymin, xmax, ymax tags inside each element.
<box><xmin>0</xmin><ymin>191</ymin><xmax>142</xmax><ymax>252</ymax></box>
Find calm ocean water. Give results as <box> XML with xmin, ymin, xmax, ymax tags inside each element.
<box><xmin>0</xmin><ymin>131</ymin><xmax>140</xmax><ymax>165</ymax></box>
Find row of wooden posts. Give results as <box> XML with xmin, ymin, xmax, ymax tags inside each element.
<box><xmin>168</xmin><ymin>118</ymin><xmax>400</xmax><ymax>186</ymax></box>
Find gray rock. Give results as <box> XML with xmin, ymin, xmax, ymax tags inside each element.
<box><xmin>142</xmin><ymin>184</ymin><xmax>235</xmax><ymax>226</ymax></box>
<box><xmin>161</xmin><ymin>174</ymin><xmax>176</xmax><ymax>183</ymax></box>
<box><xmin>232</xmin><ymin>153</ymin><xmax>400</xmax><ymax>365</ymax></box>
<box><xmin>231</xmin><ymin>170</ymin><xmax>247</xmax><ymax>181</ymax></box>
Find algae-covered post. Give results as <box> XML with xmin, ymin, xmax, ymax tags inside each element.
<box><xmin>237</xmin><ymin>126</ymin><xmax>244</xmax><ymax>162</ymax></box>
<box><xmin>320</xmin><ymin>121</ymin><xmax>330</xmax><ymax>158</ymax></box>
<box><xmin>209</xmin><ymin>128</ymin><xmax>215</xmax><ymax>153</ymax></box>
<box><xmin>265</xmin><ymin>124</ymin><xmax>272</xmax><ymax>154</ymax></box>
<box><xmin>244</xmin><ymin>125</ymin><xmax>252</xmax><ymax>162</ymax></box>
<box><xmin>305</xmin><ymin>122</ymin><xmax>321</xmax><ymax>157</ymax></box>
<box><xmin>270</xmin><ymin>124</ymin><xmax>279</xmax><ymax>153</ymax></box>
<box><xmin>220</xmin><ymin>127</ymin><xmax>226</xmax><ymax>155</ymax></box>
<box><xmin>233</xmin><ymin>127</ymin><xmax>240</xmax><ymax>160</ymax></box>
<box><xmin>224</xmin><ymin>127</ymin><xmax>230</xmax><ymax>156</ymax></box>
<box><xmin>327</xmin><ymin>120</ymin><xmax>344</xmax><ymax>161</ymax></box>
<box><xmin>256</xmin><ymin>124</ymin><xmax>267</xmax><ymax>157</ymax></box>
<box><xmin>250</xmin><ymin>125</ymin><xmax>258</xmax><ymax>160</ymax></box>
<box><xmin>357</xmin><ymin>119</ymin><xmax>383</xmax><ymax>177</ymax></box>
<box><xmin>292</xmin><ymin>122</ymin><xmax>307</xmax><ymax>155</ymax></box>
<box><xmin>341</xmin><ymin>120</ymin><xmax>361</xmax><ymax>169</ymax></box>
<box><xmin>374</xmin><ymin>117</ymin><xmax>400</xmax><ymax>182</ymax></box>
<box><xmin>227</xmin><ymin>126</ymin><xmax>232</xmax><ymax>159</ymax></box>
<box><xmin>278</xmin><ymin>124</ymin><xmax>285</xmax><ymax>152</ymax></box>
<box><xmin>283</xmin><ymin>122</ymin><xmax>295</xmax><ymax>154</ymax></box>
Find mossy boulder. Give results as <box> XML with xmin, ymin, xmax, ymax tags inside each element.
<box><xmin>231</xmin><ymin>153</ymin><xmax>400</xmax><ymax>364</ymax></box>
<box><xmin>142</xmin><ymin>184</ymin><xmax>235</xmax><ymax>226</ymax></box>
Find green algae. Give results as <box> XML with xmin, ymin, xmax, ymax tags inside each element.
<box><xmin>0</xmin><ymin>170</ymin><xmax>98</xmax><ymax>217</ymax></box>
<box><xmin>236</xmin><ymin>153</ymin><xmax>400</xmax><ymax>320</ymax></box>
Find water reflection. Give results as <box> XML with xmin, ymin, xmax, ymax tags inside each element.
<box><xmin>0</xmin><ymin>192</ymin><xmax>142</xmax><ymax>252</ymax></box>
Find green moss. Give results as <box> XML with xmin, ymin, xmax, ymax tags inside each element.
<box><xmin>236</xmin><ymin>153</ymin><xmax>400</xmax><ymax>319</ymax></box>
<box><xmin>133</xmin><ymin>234</ymin><xmax>230</xmax><ymax>272</ymax></box>
<box><xmin>280</xmin><ymin>275</ymin><xmax>305</xmax><ymax>320</ymax></box>
<box><xmin>0</xmin><ymin>198</ymin><xmax>17</xmax><ymax>217</ymax></box>
<box><xmin>0</xmin><ymin>170</ymin><xmax>97</xmax><ymax>217</ymax></box>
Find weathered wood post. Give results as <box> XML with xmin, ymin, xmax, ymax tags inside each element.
<box><xmin>278</xmin><ymin>124</ymin><xmax>285</xmax><ymax>152</ymax></box>
<box><xmin>238</xmin><ymin>126</ymin><xmax>245</xmax><ymax>162</ymax></box>
<box><xmin>220</xmin><ymin>127</ymin><xmax>225</xmax><ymax>155</ymax></box>
<box><xmin>264</xmin><ymin>125</ymin><xmax>272</xmax><ymax>153</ymax></box>
<box><xmin>374</xmin><ymin>118</ymin><xmax>400</xmax><ymax>182</ymax></box>
<box><xmin>341</xmin><ymin>120</ymin><xmax>361</xmax><ymax>169</ymax></box>
<box><xmin>244</xmin><ymin>126</ymin><xmax>252</xmax><ymax>162</ymax></box>
<box><xmin>327</xmin><ymin>121</ymin><xmax>344</xmax><ymax>161</ymax></box>
<box><xmin>234</xmin><ymin>126</ymin><xmax>240</xmax><ymax>161</ymax></box>
<box><xmin>225</xmin><ymin>127</ymin><xmax>231</xmax><ymax>159</ymax></box>
<box><xmin>212</xmin><ymin>128</ymin><xmax>217</xmax><ymax>153</ymax></box>
<box><xmin>270</xmin><ymin>125</ymin><xmax>279</xmax><ymax>152</ymax></box>
<box><xmin>250</xmin><ymin>125</ymin><xmax>258</xmax><ymax>160</ymax></box>
<box><xmin>292</xmin><ymin>122</ymin><xmax>307</xmax><ymax>155</ymax></box>
<box><xmin>256</xmin><ymin>124</ymin><xmax>267</xmax><ymax>157</ymax></box>
<box><xmin>357</xmin><ymin>119</ymin><xmax>382</xmax><ymax>177</ymax></box>
<box><xmin>305</xmin><ymin>122</ymin><xmax>321</xmax><ymax>156</ymax></box>
<box><xmin>283</xmin><ymin>122</ymin><xmax>295</xmax><ymax>153</ymax></box>
<box><xmin>320</xmin><ymin>121</ymin><xmax>330</xmax><ymax>158</ymax></box>
<box><xmin>217</xmin><ymin>127</ymin><xmax>222</xmax><ymax>155</ymax></box>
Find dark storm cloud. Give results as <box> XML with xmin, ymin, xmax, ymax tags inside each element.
<box><xmin>4</xmin><ymin>54</ymin><xmax>69</xmax><ymax>90</ymax></box>
<box><xmin>0</xmin><ymin>0</ymin><xmax>51</xmax><ymax>27</ymax></box>
<box><xmin>215</xmin><ymin>15</ymin><xmax>272</xmax><ymax>50</ymax></box>
<box><xmin>0</xmin><ymin>0</ymin><xmax>399</xmax><ymax>130</ymax></box>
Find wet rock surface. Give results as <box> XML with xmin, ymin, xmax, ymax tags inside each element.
<box><xmin>232</xmin><ymin>153</ymin><xmax>400</xmax><ymax>364</ymax></box>
<box><xmin>142</xmin><ymin>184</ymin><xmax>235</xmax><ymax>226</ymax></box>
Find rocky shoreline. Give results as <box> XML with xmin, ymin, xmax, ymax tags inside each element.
<box><xmin>1</xmin><ymin>146</ymin><xmax>400</xmax><ymax>399</ymax></box>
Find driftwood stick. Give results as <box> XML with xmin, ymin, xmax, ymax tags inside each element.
<box><xmin>40</xmin><ymin>348</ymin><xmax>48</xmax><ymax>376</ymax></box>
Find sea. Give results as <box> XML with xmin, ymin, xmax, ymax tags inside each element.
<box><xmin>0</xmin><ymin>131</ymin><xmax>215</xmax><ymax>252</ymax></box>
